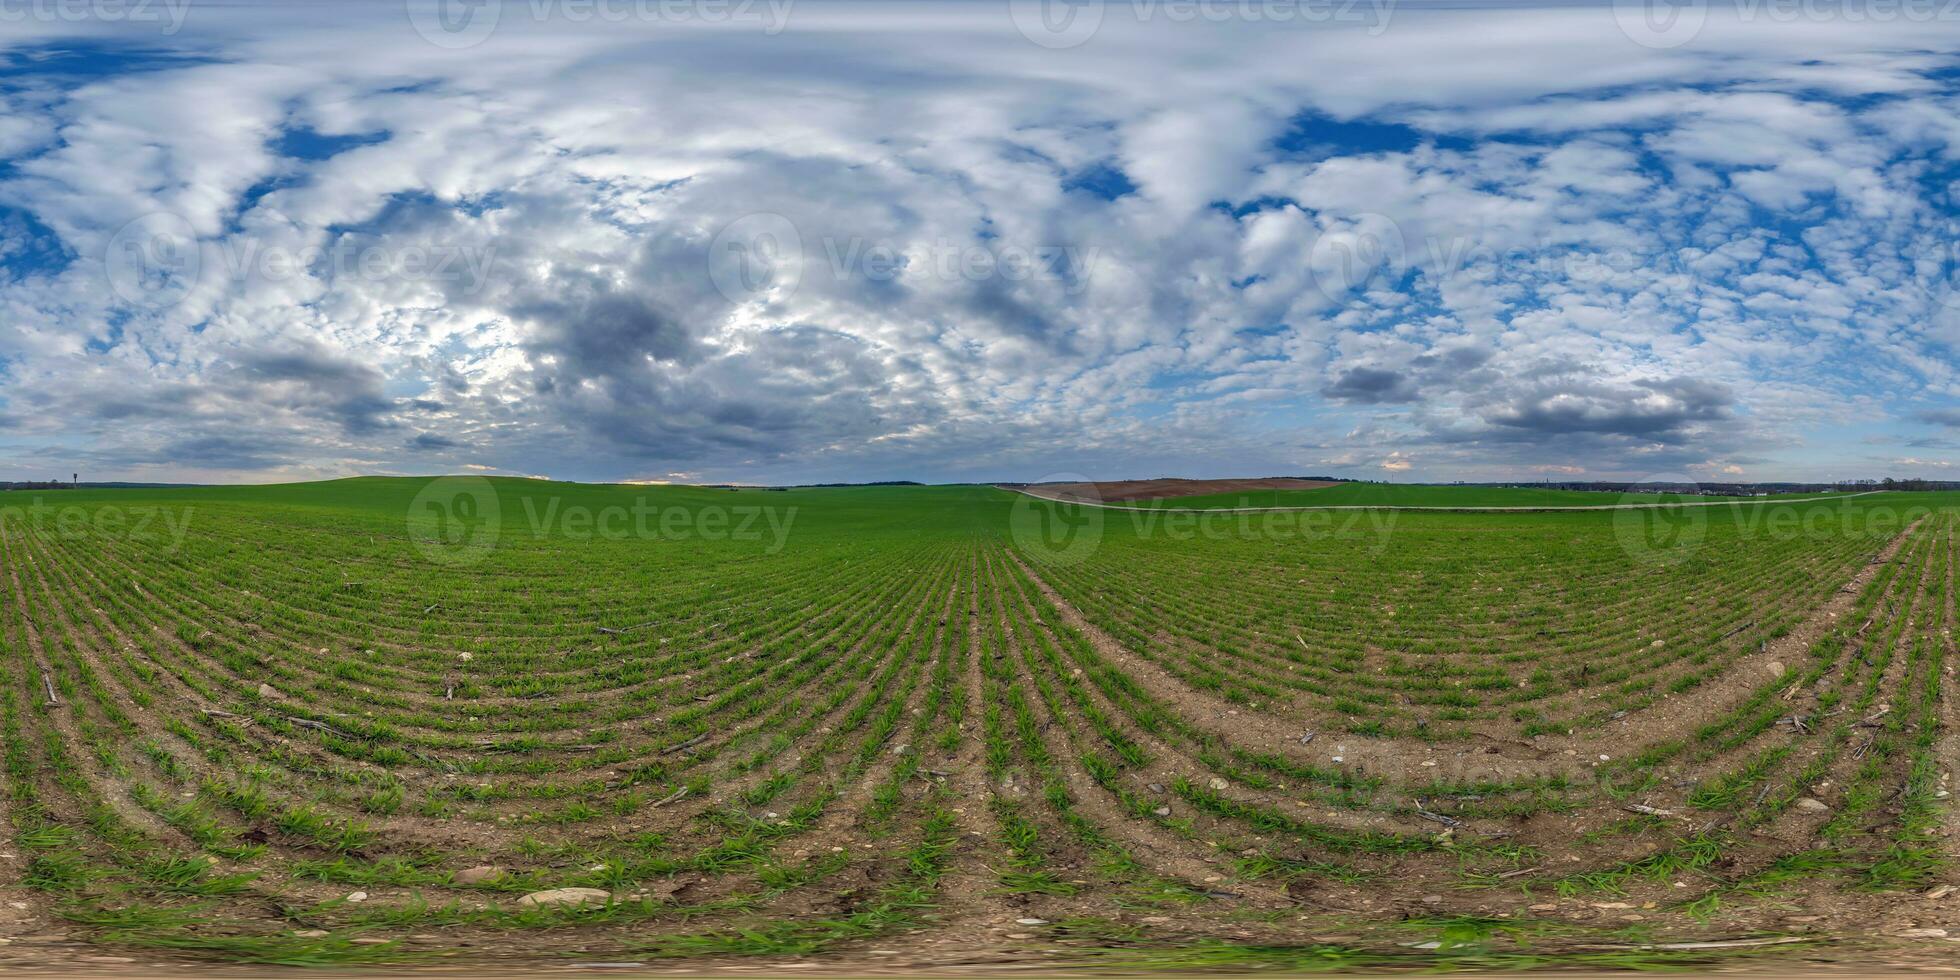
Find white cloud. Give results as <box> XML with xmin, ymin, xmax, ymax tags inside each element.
<box><xmin>0</xmin><ymin>4</ymin><xmax>1956</xmax><ymax>484</ymax></box>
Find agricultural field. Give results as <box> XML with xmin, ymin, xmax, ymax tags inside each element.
<box><xmin>0</xmin><ymin>478</ymin><xmax>1956</xmax><ymax>972</ymax></box>
<box><xmin>1027</xmin><ymin>481</ymin><xmax>1865</xmax><ymax>509</ymax></box>
<box><xmin>1019</xmin><ymin>478</ymin><xmax>1343</xmax><ymax>504</ymax></box>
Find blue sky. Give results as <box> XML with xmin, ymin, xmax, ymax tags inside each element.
<box><xmin>2</xmin><ymin>1</ymin><xmax>1959</xmax><ymax>485</ymax></box>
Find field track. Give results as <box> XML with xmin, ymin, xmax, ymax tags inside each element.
<box><xmin>0</xmin><ymin>480</ymin><xmax>1955</xmax><ymax>973</ymax></box>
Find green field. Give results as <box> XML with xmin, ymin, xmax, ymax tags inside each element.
<box><xmin>1119</xmin><ymin>482</ymin><xmax>1860</xmax><ymax>509</ymax></box>
<box><xmin>0</xmin><ymin>478</ymin><xmax>1953</xmax><ymax>969</ymax></box>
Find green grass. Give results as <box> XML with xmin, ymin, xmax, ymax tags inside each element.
<box><xmin>1122</xmin><ymin>482</ymin><xmax>1861</xmax><ymax>509</ymax></box>
<box><xmin>0</xmin><ymin>476</ymin><xmax>1951</xmax><ymax>969</ymax></box>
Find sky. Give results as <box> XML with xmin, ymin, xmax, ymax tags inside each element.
<box><xmin>3</xmin><ymin>0</ymin><xmax>1960</xmax><ymax>486</ymax></box>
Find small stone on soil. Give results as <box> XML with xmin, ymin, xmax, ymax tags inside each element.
<box><xmin>517</xmin><ymin>887</ymin><xmax>612</xmax><ymax>909</ymax></box>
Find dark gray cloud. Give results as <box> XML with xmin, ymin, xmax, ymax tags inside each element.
<box><xmin>515</xmin><ymin>287</ymin><xmax>697</xmax><ymax>382</ymax></box>
<box><xmin>225</xmin><ymin>342</ymin><xmax>401</xmax><ymax>437</ymax></box>
<box><xmin>1324</xmin><ymin>367</ymin><xmax>1417</xmax><ymax>404</ymax></box>
<box><xmin>1324</xmin><ymin>346</ymin><xmax>1496</xmax><ymax>406</ymax></box>
<box><xmin>1480</xmin><ymin>376</ymin><xmax>1735</xmax><ymax>441</ymax></box>
<box><xmin>82</xmin><ymin>384</ymin><xmax>205</xmax><ymax>422</ymax></box>
<box><xmin>526</xmin><ymin>325</ymin><xmax>942</xmax><ymax>465</ymax></box>
<box><xmin>137</xmin><ymin>434</ymin><xmax>290</xmax><ymax>471</ymax></box>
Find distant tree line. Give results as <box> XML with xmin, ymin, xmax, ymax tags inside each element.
<box><xmin>1484</xmin><ymin>478</ymin><xmax>1960</xmax><ymax>495</ymax></box>
<box><xmin>1</xmin><ymin>481</ymin><xmax>193</xmax><ymax>491</ymax></box>
<box><xmin>1858</xmin><ymin>477</ymin><xmax>1960</xmax><ymax>492</ymax></box>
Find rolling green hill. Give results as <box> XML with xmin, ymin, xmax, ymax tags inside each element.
<box><xmin>1126</xmin><ymin>483</ymin><xmax>1860</xmax><ymax>509</ymax></box>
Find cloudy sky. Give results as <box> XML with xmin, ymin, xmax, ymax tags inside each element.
<box><xmin>3</xmin><ymin>0</ymin><xmax>1960</xmax><ymax>486</ymax></box>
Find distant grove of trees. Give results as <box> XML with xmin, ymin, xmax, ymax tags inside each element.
<box><xmin>1856</xmin><ymin>477</ymin><xmax>1960</xmax><ymax>492</ymax></box>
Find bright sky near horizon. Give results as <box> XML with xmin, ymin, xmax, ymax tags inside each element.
<box><xmin>3</xmin><ymin>0</ymin><xmax>1960</xmax><ymax>486</ymax></box>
